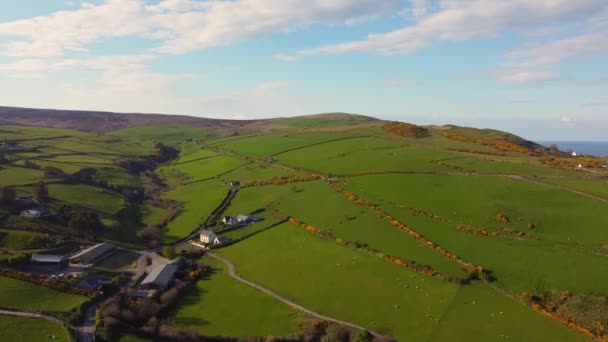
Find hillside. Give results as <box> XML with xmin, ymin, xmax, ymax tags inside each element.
<box><xmin>0</xmin><ymin>109</ymin><xmax>606</xmax><ymax>342</ymax></box>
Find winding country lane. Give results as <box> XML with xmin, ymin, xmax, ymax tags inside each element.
<box><xmin>206</xmin><ymin>252</ymin><xmax>387</xmax><ymax>339</ymax></box>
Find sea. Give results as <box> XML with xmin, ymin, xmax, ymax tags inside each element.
<box><xmin>537</xmin><ymin>141</ymin><xmax>608</xmax><ymax>157</ymax></box>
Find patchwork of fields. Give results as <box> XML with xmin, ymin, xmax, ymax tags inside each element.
<box><xmin>1</xmin><ymin>121</ymin><xmax>606</xmax><ymax>341</ymax></box>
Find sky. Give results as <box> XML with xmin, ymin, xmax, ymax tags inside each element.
<box><xmin>0</xmin><ymin>0</ymin><xmax>606</xmax><ymax>141</ymax></box>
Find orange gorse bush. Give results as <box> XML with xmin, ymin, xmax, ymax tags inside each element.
<box><xmin>383</xmin><ymin>122</ymin><xmax>431</xmax><ymax>138</ymax></box>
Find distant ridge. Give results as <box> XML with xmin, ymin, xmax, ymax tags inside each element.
<box><xmin>0</xmin><ymin>106</ymin><xmax>379</xmax><ymax>133</ymax></box>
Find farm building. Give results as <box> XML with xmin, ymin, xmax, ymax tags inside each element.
<box><xmin>225</xmin><ymin>180</ymin><xmax>240</xmax><ymax>187</ymax></box>
<box><xmin>140</xmin><ymin>264</ymin><xmax>179</xmax><ymax>289</ymax></box>
<box><xmin>20</xmin><ymin>207</ymin><xmax>49</xmax><ymax>218</ymax></box>
<box><xmin>76</xmin><ymin>274</ymin><xmax>104</xmax><ymax>291</ymax></box>
<box><xmin>200</xmin><ymin>230</ymin><xmax>217</xmax><ymax>244</ymax></box>
<box><xmin>30</xmin><ymin>254</ymin><xmax>68</xmax><ymax>267</ymax></box>
<box><xmin>236</xmin><ymin>214</ymin><xmax>264</xmax><ymax>225</ymax></box>
<box><xmin>222</xmin><ymin>216</ymin><xmax>238</xmax><ymax>226</ymax></box>
<box><xmin>69</xmin><ymin>242</ymin><xmax>116</xmax><ymax>265</ymax></box>
<box><xmin>199</xmin><ymin>230</ymin><xmax>230</xmax><ymax>245</ymax></box>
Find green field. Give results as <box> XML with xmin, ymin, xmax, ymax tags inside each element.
<box><xmin>1</xmin><ymin>119</ymin><xmax>605</xmax><ymax>341</ymax></box>
<box><xmin>216</xmin><ymin>222</ymin><xmax>460</xmax><ymax>341</ymax></box>
<box><xmin>0</xmin><ymin>229</ymin><xmax>50</xmax><ymax>250</ymax></box>
<box><xmin>162</xmin><ymin>180</ymin><xmax>228</xmax><ymax>242</ymax></box>
<box><xmin>0</xmin><ymin>276</ymin><xmax>87</xmax><ymax>312</ymax></box>
<box><xmin>170</xmin><ymin>257</ymin><xmax>300</xmax><ymax>337</ymax></box>
<box><xmin>46</xmin><ymin>183</ymin><xmax>125</xmax><ymax>215</ymax></box>
<box><xmin>0</xmin><ymin>315</ymin><xmax>69</xmax><ymax>342</ymax></box>
<box><xmin>538</xmin><ymin>177</ymin><xmax>608</xmax><ymax>199</ymax></box>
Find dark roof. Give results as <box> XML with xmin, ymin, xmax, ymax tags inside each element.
<box><xmin>69</xmin><ymin>242</ymin><xmax>115</xmax><ymax>262</ymax></box>
<box><xmin>76</xmin><ymin>274</ymin><xmax>103</xmax><ymax>290</ymax></box>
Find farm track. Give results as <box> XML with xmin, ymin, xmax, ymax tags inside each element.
<box><xmin>206</xmin><ymin>252</ymin><xmax>387</xmax><ymax>339</ymax></box>
<box><xmin>0</xmin><ymin>308</ymin><xmax>76</xmax><ymax>341</ymax></box>
<box><xmin>514</xmin><ymin>176</ymin><xmax>608</xmax><ymax>203</ymax></box>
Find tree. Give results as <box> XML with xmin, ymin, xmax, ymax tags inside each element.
<box><xmin>33</xmin><ymin>181</ymin><xmax>49</xmax><ymax>204</ymax></box>
<box><xmin>352</xmin><ymin>330</ymin><xmax>373</xmax><ymax>342</ymax></box>
<box><xmin>69</xmin><ymin>210</ymin><xmax>105</xmax><ymax>238</ymax></box>
<box><xmin>162</xmin><ymin>246</ymin><xmax>177</xmax><ymax>259</ymax></box>
<box><xmin>142</xmin><ymin>224</ymin><xmax>161</xmax><ymax>242</ymax></box>
<box><xmin>1</xmin><ymin>187</ymin><xmax>16</xmax><ymax>206</ymax></box>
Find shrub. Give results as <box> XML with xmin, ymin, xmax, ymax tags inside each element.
<box><xmin>383</xmin><ymin>122</ymin><xmax>431</xmax><ymax>138</ymax></box>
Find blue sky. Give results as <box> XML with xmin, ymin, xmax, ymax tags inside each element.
<box><xmin>0</xmin><ymin>0</ymin><xmax>607</xmax><ymax>140</ymax></box>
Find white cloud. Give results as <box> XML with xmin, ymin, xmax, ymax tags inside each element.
<box><xmin>560</xmin><ymin>115</ymin><xmax>574</xmax><ymax>123</ymax></box>
<box><xmin>497</xmin><ymin>71</ymin><xmax>558</xmax><ymax>84</ymax></box>
<box><xmin>0</xmin><ymin>0</ymin><xmax>399</xmax><ymax>57</ymax></box>
<box><xmin>287</xmin><ymin>0</ymin><xmax>607</xmax><ymax>57</ymax></box>
<box><xmin>494</xmin><ymin>31</ymin><xmax>608</xmax><ymax>84</ymax></box>
<box><xmin>0</xmin><ymin>0</ymin><xmax>148</xmax><ymax>57</ymax></box>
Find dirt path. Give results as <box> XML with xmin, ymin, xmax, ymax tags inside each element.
<box><xmin>206</xmin><ymin>252</ymin><xmax>386</xmax><ymax>338</ymax></box>
<box><xmin>514</xmin><ymin>176</ymin><xmax>608</xmax><ymax>203</ymax></box>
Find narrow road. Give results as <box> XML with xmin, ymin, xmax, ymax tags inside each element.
<box><xmin>0</xmin><ymin>309</ymin><xmax>63</xmax><ymax>324</ymax></box>
<box><xmin>515</xmin><ymin>176</ymin><xmax>608</xmax><ymax>203</ymax></box>
<box><xmin>206</xmin><ymin>252</ymin><xmax>386</xmax><ymax>338</ymax></box>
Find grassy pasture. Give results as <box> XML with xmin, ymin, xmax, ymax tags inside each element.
<box><xmin>341</xmin><ymin>174</ymin><xmax>608</xmax><ymax>294</ymax></box>
<box><xmin>429</xmin><ymin>283</ymin><xmax>585</xmax><ymax>342</ymax></box>
<box><xmin>160</xmin><ymin>156</ymin><xmax>244</xmax><ymax>185</ymax></box>
<box><xmin>0</xmin><ymin>229</ymin><xmax>50</xmax><ymax>250</ymax></box>
<box><xmin>91</xmin><ymin>166</ymin><xmax>142</xmax><ymax>188</ymax></box>
<box><xmin>443</xmin><ymin>156</ymin><xmax>581</xmax><ymax>176</ymax></box>
<box><xmin>215</xmin><ymin>133</ymin><xmax>364</xmax><ymax>159</ymax></box>
<box><xmin>276</xmin><ymin>140</ymin><xmax>459</xmax><ymax>175</ymax></box>
<box><xmin>170</xmin><ymin>257</ymin><xmax>300</xmax><ymax>337</ymax></box>
<box><xmin>217</xmin><ymin>222</ymin><xmax>460</xmax><ymax>341</ymax></box>
<box><xmin>0</xmin><ymin>315</ymin><xmax>69</xmax><ymax>342</ymax></box>
<box><xmin>109</xmin><ymin>125</ymin><xmax>208</xmax><ymax>147</ymax></box>
<box><xmin>42</xmin><ymin>154</ymin><xmax>114</xmax><ymax>164</ymax></box>
<box><xmin>0</xmin><ymin>276</ymin><xmax>86</xmax><ymax>312</ymax></box>
<box><xmin>162</xmin><ymin>180</ymin><xmax>227</xmax><ymax>242</ymax></box>
<box><xmin>343</xmin><ymin>174</ymin><xmax>608</xmax><ymax>245</ymax></box>
<box><xmin>270</xmin><ymin>181</ymin><xmax>466</xmax><ymax>278</ymax></box>
<box><xmin>0</xmin><ymin>166</ymin><xmax>44</xmax><ymax>186</ymax></box>
<box><xmin>219</xmin><ymin>163</ymin><xmax>296</xmax><ymax>184</ymax></box>
<box><xmin>12</xmin><ymin>159</ymin><xmax>86</xmax><ymax>174</ymax></box>
<box><xmin>173</xmin><ymin>148</ymin><xmax>219</xmax><ymax>165</ymax></box>
<box><xmin>538</xmin><ymin>177</ymin><xmax>608</xmax><ymax>199</ymax></box>
<box><xmin>45</xmin><ymin>183</ymin><xmax>124</xmax><ymax>214</ymax></box>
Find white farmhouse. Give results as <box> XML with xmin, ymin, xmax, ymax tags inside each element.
<box><xmin>200</xmin><ymin>230</ymin><xmax>217</xmax><ymax>244</ymax></box>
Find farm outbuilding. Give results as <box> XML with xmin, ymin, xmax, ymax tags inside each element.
<box><xmin>30</xmin><ymin>254</ymin><xmax>68</xmax><ymax>267</ymax></box>
<box><xmin>140</xmin><ymin>264</ymin><xmax>179</xmax><ymax>289</ymax></box>
<box><xmin>69</xmin><ymin>242</ymin><xmax>116</xmax><ymax>265</ymax></box>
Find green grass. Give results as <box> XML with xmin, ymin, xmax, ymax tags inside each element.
<box><xmin>109</xmin><ymin>125</ymin><xmax>208</xmax><ymax>147</ymax></box>
<box><xmin>46</xmin><ymin>183</ymin><xmax>125</xmax><ymax>214</ymax></box>
<box><xmin>219</xmin><ymin>163</ymin><xmax>296</xmax><ymax>184</ymax></box>
<box><xmin>539</xmin><ymin>177</ymin><xmax>608</xmax><ymax>199</ymax></box>
<box><xmin>142</xmin><ymin>205</ymin><xmax>166</xmax><ymax>225</ymax></box>
<box><xmin>160</xmin><ymin>156</ymin><xmax>245</xmax><ymax>185</ymax></box>
<box><xmin>0</xmin><ymin>166</ymin><xmax>44</xmax><ymax>186</ymax></box>
<box><xmin>429</xmin><ymin>283</ymin><xmax>585</xmax><ymax>342</ymax></box>
<box><xmin>0</xmin><ymin>315</ymin><xmax>69</xmax><ymax>342</ymax></box>
<box><xmin>341</xmin><ymin>174</ymin><xmax>608</xmax><ymax>294</ymax></box>
<box><xmin>91</xmin><ymin>166</ymin><xmax>142</xmax><ymax>188</ymax></box>
<box><xmin>344</xmin><ymin>174</ymin><xmax>608</xmax><ymax>245</ymax></box>
<box><xmin>162</xmin><ymin>180</ymin><xmax>228</xmax><ymax>242</ymax></box>
<box><xmin>214</xmin><ymin>133</ymin><xmax>361</xmax><ymax>159</ymax></box>
<box><xmin>268</xmin><ymin>181</ymin><xmax>466</xmax><ymax>278</ymax></box>
<box><xmin>442</xmin><ymin>156</ymin><xmax>582</xmax><ymax>176</ymax></box>
<box><xmin>217</xmin><ymin>223</ymin><xmax>459</xmax><ymax>341</ymax></box>
<box><xmin>0</xmin><ymin>229</ymin><xmax>50</xmax><ymax>250</ymax></box>
<box><xmin>0</xmin><ymin>276</ymin><xmax>87</xmax><ymax>312</ymax></box>
<box><xmin>170</xmin><ymin>257</ymin><xmax>300</xmax><ymax>337</ymax></box>
<box><xmin>276</xmin><ymin>139</ymin><xmax>459</xmax><ymax>175</ymax></box>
